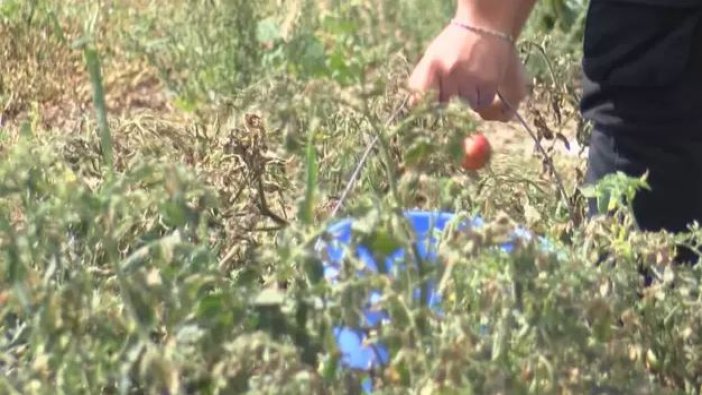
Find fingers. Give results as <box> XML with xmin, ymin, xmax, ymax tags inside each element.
<box><xmin>477</xmin><ymin>85</ymin><xmax>528</xmax><ymax>122</ymax></box>
<box><xmin>477</xmin><ymin>87</ymin><xmax>525</xmax><ymax>122</ymax></box>
<box><xmin>457</xmin><ymin>84</ymin><xmax>478</xmax><ymax>108</ymax></box>
<box><xmin>477</xmin><ymin>57</ymin><xmax>529</xmax><ymax>121</ymax></box>
<box><xmin>408</xmin><ymin>57</ymin><xmax>440</xmax><ymax>106</ymax></box>
<box><xmin>439</xmin><ymin>74</ymin><xmax>460</xmax><ymax>104</ymax></box>
<box><xmin>410</xmin><ymin>62</ymin><xmax>498</xmax><ymax>110</ymax></box>
<box><xmin>406</xmin><ymin>24</ymin><xmax>520</xmax><ymax>115</ymax></box>
<box><xmin>475</xmin><ymin>83</ymin><xmax>497</xmax><ymax>111</ymax></box>
<box><xmin>477</xmin><ymin>97</ymin><xmax>516</xmax><ymax>122</ymax></box>
<box><xmin>408</xmin><ymin>53</ymin><xmax>496</xmax><ymax>109</ymax></box>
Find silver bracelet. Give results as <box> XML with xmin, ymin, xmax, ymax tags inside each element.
<box><xmin>450</xmin><ymin>19</ymin><xmax>515</xmax><ymax>44</ymax></box>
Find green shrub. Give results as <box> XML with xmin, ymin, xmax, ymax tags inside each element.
<box><xmin>4</xmin><ymin>1</ymin><xmax>702</xmax><ymax>394</ymax></box>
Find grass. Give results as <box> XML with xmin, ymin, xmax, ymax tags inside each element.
<box><xmin>2</xmin><ymin>0</ymin><xmax>702</xmax><ymax>394</ymax></box>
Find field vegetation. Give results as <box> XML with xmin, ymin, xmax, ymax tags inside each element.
<box><xmin>2</xmin><ymin>0</ymin><xmax>702</xmax><ymax>394</ymax></box>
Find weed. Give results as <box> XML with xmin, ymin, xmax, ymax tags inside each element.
<box><xmin>2</xmin><ymin>1</ymin><xmax>702</xmax><ymax>394</ymax></box>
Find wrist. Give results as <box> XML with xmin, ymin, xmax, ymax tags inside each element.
<box><xmin>455</xmin><ymin>0</ymin><xmax>520</xmax><ymax>38</ymax></box>
<box><xmin>450</xmin><ymin>19</ymin><xmax>515</xmax><ymax>45</ymax></box>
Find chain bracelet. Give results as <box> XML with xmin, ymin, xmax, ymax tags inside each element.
<box><xmin>450</xmin><ymin>19</ymin><xmax>515</xmax><ymax>45</ymax></box>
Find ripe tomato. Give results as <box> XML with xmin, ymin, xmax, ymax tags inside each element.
<box><xmin>461</xmin><ymin>133</ymin><xmax>492</xmax><ymax>171</ymax></box>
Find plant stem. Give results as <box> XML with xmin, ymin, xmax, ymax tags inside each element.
<box><xmin>84</xmin><ymin>46</ymin><xmax>113</xmax><ymax>170</ymax></box>
<box><xmin>498</xmin><ymin>91</ymin><xmax>575</xmax><ymax>223</ymax></box>
<box><xmin>328</xmin><ymin>94</ymin><xmax>409</xmax><ymax>218</ymax></box>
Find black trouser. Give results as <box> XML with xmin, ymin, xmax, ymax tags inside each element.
<box><xmin>585</xmin><ymin>128</ymin><xmax>702</xmax><ymax>263</ymax></box>
<box><xmin>581</xmin><ymin>1</ymin><xmax>702</xmax><ymax>264</ymax></box>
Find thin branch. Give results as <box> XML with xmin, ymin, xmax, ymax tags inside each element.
<box><xmin>498</xmin><ymin>90</ymin><xmax>575</xmax><ymax>223</ymax></box>
<box><xmin>328</xmin><ymin>93</ymin><xmax>410</xmax><ymax>218</ymax></box>
<box><xmin>255</xmin><ymin>175</ymin><xmax>288</xmax><ymax>226</ymax></box>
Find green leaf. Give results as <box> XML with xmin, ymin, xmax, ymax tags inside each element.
<box><xmin>578</xmin><ymin>185</ymin><xmax>596</xmax><ymax>198</ymax></box>
<box><xmin>197</xmin><ymin>293</ymin><xmax>225</xmax><ymax>320</ymax></box>
<box><xmin>253</xmin><ymin>288</ymin><xmax>286</xmax><ymax>307</ymax></box>
<box><xmin>123</xmin><ymin>282</ymin><xmax>155</xmax><ymax>331</ymax></box>
<box><xmin>320</xmin><ymin>354</ymin><xmax>339</xmax><ymax>381</ymax></box>
<box><xmin>321</xmin><ymin>15</ymin><xmax>358</xmax><ymax>35</ymax></box>
<box><xmin>0</xmin><ymin>0</ymin><xmax>22</xmax><ymax>20</ymax></box>
<box><xmin>160</xmin><ymin>201</ymin><xmax>187</xmax><ymax>227</ymax></box>
<box><xmin>19</xmin><ymin>121</ymin><xmax>32</xmax><ymax>139</ymax></box>
<box><xmin>327</xmin><ymin>49</ymin><xmax>353</xmax><ymax>83</ymax></box>
<box><xmin>256</xmin><ymin>17</ymin><xmax>281</xmax><ymax>43</ymax></box>
<box><xmin>296</xmin><ymin>34</ymin><xmax>327</xmax><ymax>76</ymax></box>
<box><xmin>404</xmin><ymin>139</ymin><xmax>434</xmax><ymax>167</ymax></box>
<box><xmin>367</xmin><ymin>227</ymin><xmax>402</xmax><ymax>257</ymax></box>
<box><xmin>302</xmin><ymin>253</ymin><xmax>325</xmax><ymax>285</ymax></box>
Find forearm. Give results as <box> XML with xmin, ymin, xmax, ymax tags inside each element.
<box><xmin>511</xmin><ymin>0</ymin><xmax>538</xmax><ymax>38</ymax></box>
<box><xmin>455</xmin><ymin>0</ymin><xmax>538</xmax><ymax>40</ymax></box>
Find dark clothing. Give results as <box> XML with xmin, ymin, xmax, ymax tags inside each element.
<box><xmin>581</xmin><ymin>1</ymin><xmax>702</xmax><ymax>136</ymax></box>
<box><xmin>585</xmin><ymin>126</ymin><xmax>702</xmax><ymax>262</ymax></box>
<box><xmin>581</xmin><ymin>1</ymin><xmax>702</xmax><ymax>263</ymax></box>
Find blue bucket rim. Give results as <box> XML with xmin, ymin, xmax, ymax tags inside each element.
<box><xmin>322</xmin><ymin>209</ymin><xmax>478</xmax><ymax>236</ymax></box>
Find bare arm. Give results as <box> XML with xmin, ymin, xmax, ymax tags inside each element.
<box><xmin>511</xmin><ymin>0</ymin><xmax>539</xmax><ymax>38</ymax></box>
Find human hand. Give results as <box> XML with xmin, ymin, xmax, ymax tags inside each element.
<box><xmin>475</xmin><ymin>48</ymin><xmax>529</xmax><ymax>122</ymax></box>
<box><xmin>408</xmin><ymin>22</ymin><xmax>514</xmax><ymax>112</ymax></box>
<box><xmin>409</xmin><ymin>21</ymin><xmax>527</xmax><ymax>122</ymax></box>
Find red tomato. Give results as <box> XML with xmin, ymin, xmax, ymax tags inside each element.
<box><xmin>461</xmin><ymin>133</ymin><xmax>492</xmax><ymax>170</ymax></box>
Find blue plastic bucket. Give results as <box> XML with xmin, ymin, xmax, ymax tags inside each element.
<box><xmin>316</xmin><ymin>210</ymin><xmax>556</xmax><ymax>391</ymax></box>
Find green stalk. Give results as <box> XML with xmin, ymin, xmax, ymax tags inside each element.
<box><xmin>300</xmin><ymin>129</ymin><xmax>318</xmax><ymax>225</ymax></box>
<box><xmin>84</xmin><ymin>46</ymin><xmax>113</xmax><ymax>170</ymax></box>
